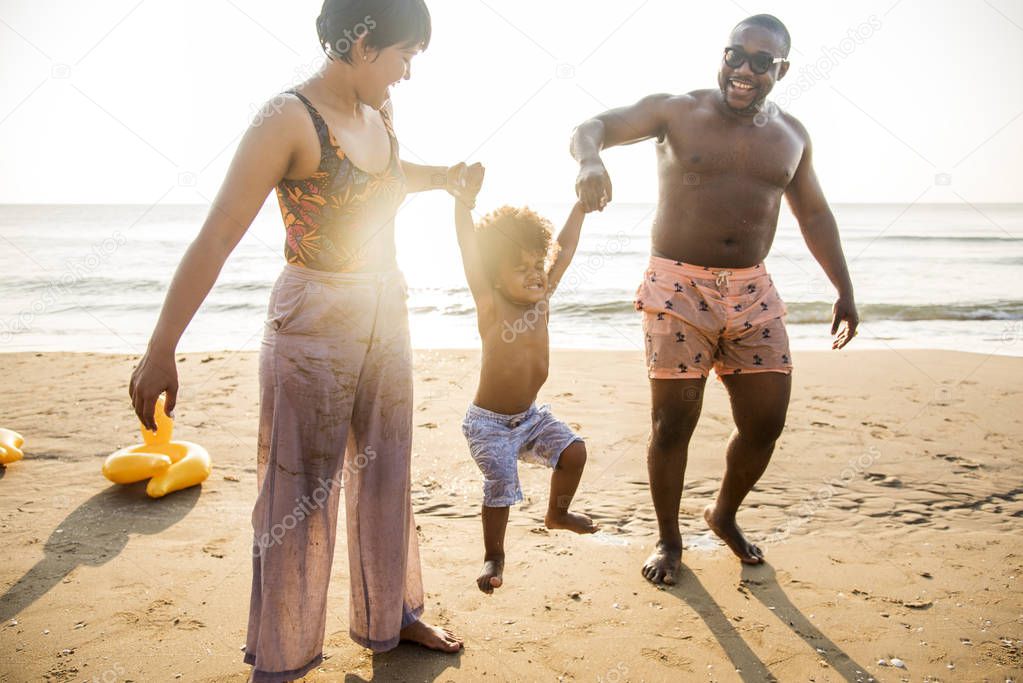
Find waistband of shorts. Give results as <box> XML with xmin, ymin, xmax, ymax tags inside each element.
<box><xmin>466</xmin><ymin>402</ymin><xmax>536</xmax><ymax>425</ymax></box>
<box><xmin>648</xmin><ymin>255</ymin><xmax>768</xmax><ymax>281</ymax></box>
<box><xmin>280</xmin><ymin>263</ymin><xmax>404</xmax><ymax>287</ymax></box>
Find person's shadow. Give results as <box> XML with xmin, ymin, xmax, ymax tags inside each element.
<box><xmin>342</xmin><ymin>644</ymin><xmax>463</xmax><ymax>683</ymax></box>
<box><xmin>668</xmin><ymin>566</ymin><xmax>777</xmax><ymax>682</ymax></box>
<box><xmin>665</xmin><ymin>562</ymin><xmax>871</xmax><ymax>682</ymax></box>
<box><xmin>741</xmin><ymin>562</ymin><xmax>872</xmax><ymax>682</ymax></box>
<box><xmin>0</xmin><ymin>482</ymin><xmax>199</xmax><ymax>623</ymax></box>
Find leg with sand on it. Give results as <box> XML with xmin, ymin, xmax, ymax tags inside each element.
<box><xmin>704</xmin><ymin>371</ymin><xmax>791</xmax><ymax>564</ymax></box>
<box><xmin>477</xmin><ymin>505</ymin><xmax>509</xmax><ymax>594</ymax></box>
<box><xmin>544</xmin><ymin>441</ymin><xmax>599</xmax><ymax>534</ymax></box>
<box><xmin>642</xmin><ymin>377</ymin><xmax>706</xmax><ymax>585</ymax></box>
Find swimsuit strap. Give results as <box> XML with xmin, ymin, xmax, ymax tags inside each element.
<box><xmin>379</xmin><ymin>105</ymin><xmax>397</xmax><ymax>140</ymax></box>
<box><xmin>379</xmin><ymin>105</ymin><xmax>400</xmax><ymax>167</ymax></box>
<box><xmin>286</xmin><ymin>90</ymin><xmax>335</xmax><ymax>158</ymax></box>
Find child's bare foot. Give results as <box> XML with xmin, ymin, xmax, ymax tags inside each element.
<box><xmin>544</xmin><ymin>510</ymin><xmax>599</xmax><ymax>534</ymax></box>
<box><xmin>704</xmin><ymin>504</ymin><xmax>764</xmax><ymax>564</ymax></box>
<box><xmin>641</xmin><ymin>540</ymin><xmax>682</xmax><ymax>585</ymax></box>
<box><xmin>399</xmin><ymin>619</ymin><xmax>463</xmax><ymax>653</ymax></box>
<box><xmin>477</xmin><ymin>556</ymin><xmax>504</xmax><ymax>594</ymax></box>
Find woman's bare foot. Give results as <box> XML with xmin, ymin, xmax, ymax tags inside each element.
<box><xmin>704</xmin><ymin>504</ymin><xmax>764</xmax><ymax>564</ymax></box>
<box><xmin>544</xmin><ymin>510</ymin><xmax>600</xmax><ymax>534</ymax></box>
<box><xmin>399</xmin><ymin>620</ymin><xmax>463</xmax><ymax>653</ymax></box>
<box><xmin>641</xmin><ymin>540</ymin><xmax>682</xmax><ymax>585</ymax></box>
<box><xmin>477</xmin><ymin>556</ymin><xmax>504</xmax><ymax>594</ymax></box>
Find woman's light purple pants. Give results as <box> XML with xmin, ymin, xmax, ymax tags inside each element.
<box><xmin>244</xmin><ymin>264</ymin><xmax>424</xmax><ymax>683</ymax></box>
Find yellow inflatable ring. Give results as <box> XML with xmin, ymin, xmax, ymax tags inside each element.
<box><xmin>0</xmin><ymin>428</ymin><xmax>25</xmax><ymax>465</ymax></box>
<box><xmin>103</xmin><ymin>396</ymin><xmax>212</xmax><ymax>498</ymax></box>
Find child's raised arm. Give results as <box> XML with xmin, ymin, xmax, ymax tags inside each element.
<box><xmin>547</xmin><ymin>202</ymin><xmax>586</xmax><ymax>294</ymax></box>
<box><xmin>453</xmin><ymin>164</ymin><xmax>493</xmax><ymax>315</ymax></box>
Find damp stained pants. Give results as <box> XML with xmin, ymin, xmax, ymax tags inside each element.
<box><xmin>244</xmin><ymin>264</ymin><xmax>424</xmax><ymax>683</ymax></box>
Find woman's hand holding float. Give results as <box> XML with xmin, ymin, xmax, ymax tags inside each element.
<box><xmin>129</xmin><ymin>344</ymin><xmax>179</xmax><ymax>433</ymax></box>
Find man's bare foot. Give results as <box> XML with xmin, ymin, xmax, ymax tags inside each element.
<box><xmin>477</xmin><ymin>557</ymin><xmax>504</xmax><ymax>594</ymax></box>
<box><xmin>704</xmin><ymin>504</ymin><xmax>764</xmax><ymax>564</ymax></box>
<box><xmin>544</xmin><ymin>511</ymin><xmax>599</xmax><ymax>534</ymax></box>
<box><xmin>399</xmin><ymin>619</ymin><xmax>463</xmax><ymax>653</ymax></box>
<box><xmin>641</xmin><ymin>541</ymin><xmax>682</xmax><ymax>585</ymax></box>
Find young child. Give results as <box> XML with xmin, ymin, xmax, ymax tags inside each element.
<box><xmin>451</xmin><ymin>163</ymin><xmax>599</xmax><ymax>595</ymax></box>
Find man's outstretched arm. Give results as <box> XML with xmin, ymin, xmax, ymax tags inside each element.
<box><xmin>785</xmin><ymin>125</ymin><xmax>859</xmax><ymax>349</ymax></box>
<box><xmin>571</xmin><ymin>94</ymin><xmax>672</xmax><ymax>212</ymax></box>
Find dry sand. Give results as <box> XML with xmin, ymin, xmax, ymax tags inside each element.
<box><xmin>0</xmin><ymin>349</ymin><xmax>1020</xmax><ymax>682</ymax></box>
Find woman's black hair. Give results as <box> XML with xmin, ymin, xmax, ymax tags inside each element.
<box><xmin>317</xmin><ymin>0</ymin><xmax>431</xmax><ymax>63</ymax></box>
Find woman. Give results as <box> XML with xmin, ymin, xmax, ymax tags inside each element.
<box><xmin>128</xmin><ymin>1</ymin><xmax>475</xmax><ymax>680</ymax></box>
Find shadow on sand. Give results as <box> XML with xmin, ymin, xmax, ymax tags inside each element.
<box><xmin>661</xmin><ymin>561</ymin><xmax>872</xmax><ymax>682</ymax></box>
<box><xmin>0</xmin><ymin>482</ymin><xmax>199</xmax><ymax>623</ymax></box>
<box><xmin>342</xmin><ymin>642</ymin><xmax>463</xmax><ymax>683</ymax></box>
<box><xmin>741</xmin><ymin>562</ymin><xmax>873</xmax><ymax>682</ymax></box>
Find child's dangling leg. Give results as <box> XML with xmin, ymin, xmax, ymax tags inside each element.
<box><xmin>545</xmin><ymin>441</ymin><xmax>599</xmax><ymax>534</ymax></box>
<box><xmin>478</xmin><ymin>505</ymin><xmax>509</xmax><ymax>594</ymax></box>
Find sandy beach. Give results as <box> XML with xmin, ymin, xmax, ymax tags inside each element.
<box><xmin>0</xmin><ymin>349</ymin><xmax>1020</xmax><ymax>682</ymax></box>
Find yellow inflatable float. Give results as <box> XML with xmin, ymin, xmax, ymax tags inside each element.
<box><xmin>103</xmin><ymin>396</ymin><xmax>212</xmax><ymax>498</ymax></box>
<box><xmin>0</xmin><ymin>428</ymin><xmax>25</xmax><ymax>465</ymax></box>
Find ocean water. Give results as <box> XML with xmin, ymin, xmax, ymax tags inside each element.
<box><xmin>0</xmin><ymin>202</ymin><xmax>1021</xmax><ymax>357</ymax></box>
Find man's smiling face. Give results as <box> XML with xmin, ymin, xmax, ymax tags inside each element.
<box><xmin>717</xmin><ymin>24</ymin><xmax>789</xmax><ymax>115</ymax></box>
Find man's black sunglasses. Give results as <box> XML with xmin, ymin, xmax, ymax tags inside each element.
<box><xmin>723</xmin><ymin>46</ymin><xmax>787</xmax><ymax>75</ymax></box>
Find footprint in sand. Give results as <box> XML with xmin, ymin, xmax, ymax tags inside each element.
<box><xmin>202</xmin><ymin>538</ymin><xmax>228</xmax><ymax>559</ymax></box>
<box><xmin>535</xmin><ymin>542</ymin><xmax>571</xmax><ymax>556</ymax></box>
<box><xmin>642</xmin><ymin>647</ymin><xmax>693</xmax><ymax>670</ymax></box>
<box><xmin>893</xmin><ymin>511</ymin><xmax>930</xmax><ymax>525</ymax></box>
<box><xmin>864</xmin><ymin>472</ymin><xmax>903</xmax><ymax>488</ymax></box>
<box><xmin>115</xmin><ymin>598</ymin><xmax>205</xmax><ymax>631</ymax></box>
<box><xmin>935</xmin><ymin>453</ymin><xmax>981</xmax><ymax>470</ymax></box>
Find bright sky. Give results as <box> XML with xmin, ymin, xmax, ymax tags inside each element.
<box><xmin>0</xmin><ymin>0</ymin><xmax>1021</xmax><ymax>207</ymax></box>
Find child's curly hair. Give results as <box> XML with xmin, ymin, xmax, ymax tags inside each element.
<box><xmin>475</xmin><ymin>206</ymin><xmax>560</xmax><ymax>279</ymax></box>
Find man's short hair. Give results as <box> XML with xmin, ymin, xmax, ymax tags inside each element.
<box><xmin>734</xmin><ymin>14</ymin><xmax>791</xmax><ymax>57</ymax></box>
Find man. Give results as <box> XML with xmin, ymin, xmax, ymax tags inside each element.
<box><xmin>571</xmin><ymin>14</ymin><xmax>859</xmax><ymax>585</ymax></box>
